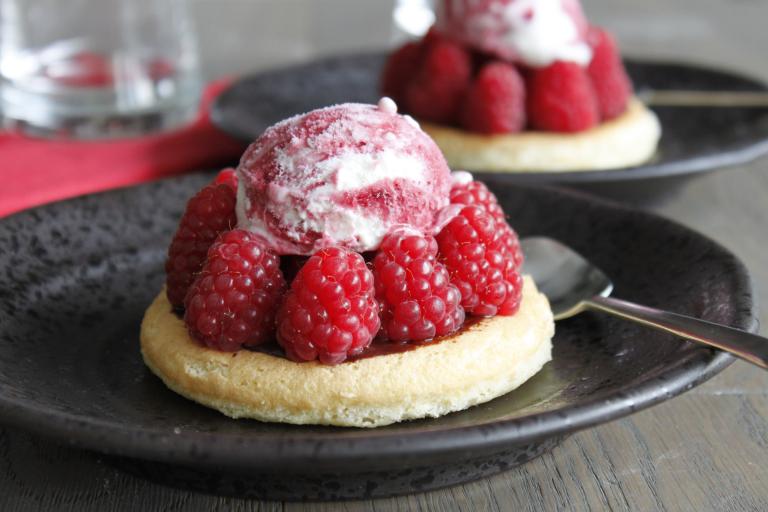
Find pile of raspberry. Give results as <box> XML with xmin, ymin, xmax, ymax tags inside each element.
<box><xmin>165</xmin><ymin>169</ymin><xmax>524</xmax><ymax>365</ymax></box>
<box><xmin>381</xmin><ymin>27</ymin><xmax>631</xmax><ymax>134</ymax></box>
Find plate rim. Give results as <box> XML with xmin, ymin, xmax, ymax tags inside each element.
<box><xmin>0</xmin><ymin>177</ymin><xmax>755</xmax><ymax>471</ymax></box>
<box><xmin>210</xmin><ymin>52</ymin><xmax>768</xmax><ymax>184</ymax></box>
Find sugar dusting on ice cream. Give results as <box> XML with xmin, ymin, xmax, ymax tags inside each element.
<box><xmin>236</xmin><ymin>100</ymin><xmax>453</xmax><ymax>255</ymax></box>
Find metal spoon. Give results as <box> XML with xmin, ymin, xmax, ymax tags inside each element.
<box><xmin>521</xmin><ymin>236</ymin><xmax>767</xmax><ymax>369</ymax></box>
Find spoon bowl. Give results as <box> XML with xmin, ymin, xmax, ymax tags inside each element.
<box><xmin>522</xmin><ymin>237</ymin><xmax>613</xmax><ymax>320</ymax></box>
<box><xmin>522</xmin><ymin>236</ymin><xmax>768</xmax><ymax>369</ymax></box>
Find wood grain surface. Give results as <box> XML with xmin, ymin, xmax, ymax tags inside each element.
<box><xmin>2</xmin><ymin>0</ymin><xmax>768</xmax><ymax>510</ymax></box>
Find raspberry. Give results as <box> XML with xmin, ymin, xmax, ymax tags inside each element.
<box><xmin>381</xmin><ymin>41</ymin><xmax>424</xmax><ymax>105</ymax></box>
<box><xmin>184</xmin><ymin>230</ymin><xmax>286</xmax><ymax>351</ymax></box>
<box><xmin>450</xmin><ymin>178</ymin><xmax>507</xmax><ymax>226</ymax></box>
<box><xmin>526</xmin><ymin>61</ymin><xmax>599</xmax><ymax>133</ymax></box>
<box><xmin>165</xmin><ymin>170</ymin><xmax>238</xmax><ymax>308</ymax></box>
<box><xmin>498</xmin><ymin>226</ymin><xmax>524</xmax><ymax>271</ymax></box>
<box><xmin>373</xmin><ymin>231</ymin><xmax>464</xmax><ymax>342</ymax></box>
<box><xmin>587</xmin><ymin>26</ymin><xmax>632</xmax><ymax>120</ymax></box>
<box><xmin>214</xmin><ymin>167</ymin><xmax>238</xmax><ymax>191</ymax></box>
<box><xmin>277</xmin><ymin>247</ymin><xmax>380</xmax><ymax>364</ymax></box>
<box><xmin>404</xmin><ymin>39</ymin><xmax>472</xmax><ymax>124</ymax></box>
<box><xmin>449</xmin><ymin>179</ymin><xmax>523</xmax><ymax>269</ymax></box>
<box><xmin>437</xmin><ymin>205</ymin><xmax>523</xmax><ymax>316</ymax></box>
<box><xmin>460</xmin><ymin>62</ymin><xmax>526</xmax><ymax>134</ymax></box>
<box><xmin>422</xmin><ymin>26</ymin><xmax>446</xmax><ymax>47</ymax></box>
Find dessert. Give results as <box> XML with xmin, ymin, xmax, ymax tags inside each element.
<box><xmin>380</xmin><ymin>0</ymin><xmax>661</xmax><ymax>172</ymax></box>
<box><xmin>141</xmin><ymin>99</ymin><xmax>555</xmax><ymax>427</ymax></box>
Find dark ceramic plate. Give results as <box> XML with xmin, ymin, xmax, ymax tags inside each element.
<box><xmin>0</xmin><ymin>173</ymin><xmax>756</xmax><ymax>500</ymax></box>
<box><xmin>211</xmin><ymin>53</ymin><xmax>768</xmax><ymax>204</ymax></box>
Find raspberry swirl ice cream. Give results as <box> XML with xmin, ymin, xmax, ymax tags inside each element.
<box><xmin>236</xmin><ymin>98</ymin><xmax>453</xmax><ymax>255</ymax></box>
<box><xmin>436</xmin><ymin>0</ymin><xmax>592</xmax><ymax>67</ymax></box>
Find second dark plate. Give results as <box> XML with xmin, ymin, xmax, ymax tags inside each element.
<box><xmin>211</xmin><ymin>53</ymin><xmax>768</xmax><ymax>204</ymax></box>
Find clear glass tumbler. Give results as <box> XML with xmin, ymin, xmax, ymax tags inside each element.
<box><xmin>0</xmin><ymin>0</ymin><xmax>201</xmax><ymax>139</ymax></box>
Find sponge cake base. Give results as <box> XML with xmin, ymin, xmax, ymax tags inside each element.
<box><xmin>422</xmin><ymin>98</ymin><xmax>661</xmax><ymax>172</ymax></box>
<box><xmin>140</xmin><ymin>276</ymin><xmax>554</xmax><ymax>428</ymax></box>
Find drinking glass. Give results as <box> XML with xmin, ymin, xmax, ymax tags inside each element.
<box><xmin>0</xmin><ymin>0</ymin><xmax>201</xmax><ymax>139</ymax></box>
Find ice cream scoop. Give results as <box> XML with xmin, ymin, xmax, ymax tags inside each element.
<box><xmin>236</xmin><ymin>98</ymin><xmax>453</xmax><ymax>255</ymax></box>
<box><xmin>435</xmin><ymin>0</ymin><xmax>592</xmax><ymax>67</ymax></box>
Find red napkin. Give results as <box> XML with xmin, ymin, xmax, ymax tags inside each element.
<box><xmin>0</xmin><ymin>79</ymin><xmax>248</xmax><ymax>218</ymax></box>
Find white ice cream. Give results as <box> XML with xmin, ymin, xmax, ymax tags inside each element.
<box><xmin>437</xmin><ymin>0</ymin><xmax>592</xmax><ymax>67</ymax></box>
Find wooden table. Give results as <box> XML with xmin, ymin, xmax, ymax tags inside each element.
<box><xmin>2</xmin><ymin>1</ymin><xmax>767</xmax><ymax>510</ymax></box>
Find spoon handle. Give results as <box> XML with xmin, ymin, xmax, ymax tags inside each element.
<box><xmin>584</xmin><ymin>296</ymin><xmax>767</xmax><ymax>369</ymax></box>
<box><xmin>639</xmin><ymin>90</ymin><xmax>768</xmax><ymax>107</ymax></box>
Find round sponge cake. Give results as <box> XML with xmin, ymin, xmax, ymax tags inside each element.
<box><xmin>140</xmin><ymin>276</ymin><xmax>554</xmax><ymax>428</ymax></box>
<box><xmin>421</xmin><ymin>98</ymin><xmax>661</xmax><ymax>173</ymax></box>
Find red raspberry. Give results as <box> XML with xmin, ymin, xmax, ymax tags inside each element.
<box><xmin>404</xmin><ymin>39</ymin><xmax>472</xmax><ymax>124</ymax></box>
<box><xmin>449</xmin><ymin>179</ymin><xmax>523</xmax><ymax>269</ymax></box>
<box><xmin>587</xmin><ymin>26</ymin><xmax>632</xmax><ymax>120</ymax></box>
<box><xmin>460</xmin><ymin>62</ymin><xmax>526</xmax><ymax>134</ymax></box>
<box><xmin>276</xmin><ymin>247</ymin><xmax>380</xmax><ymax>364</ymax></box>
<box><xmin>373</xmin><ymin>231</ymin><xmax>464</xmax><ymax>342</ymax></box>
<box><xmin>214</xmin><ymin>167</ymin><xmax>238</xmax><ymax>191</ymax></box>
<box><xmin>184</xmin><ymin>230</ymin><xmax>286</xmax><ymax>351</ymax></box>
<box><xmin>437</xmin><ymin>206</ymin><xmax>523</xmax><ymax>316</ymax></box>
<box><xmin>381</xmin><ymin>41</ymin><xmax>424</xmax><ymax>105</ymax></box>
<box><xmin>526</xmin><ymin>61</ymin><xmax>599</xmax><ymax>132</ymax></box>
<box><xmin>165</xmin><ymin>170</ymin><xmax>238</xmax><ymax>308</ymax></box>
<box><xmin>450</xmin><ymin>178</ymin><xmax>506</xmax><ymax>226</ymax></box>
<box><xmin>498</xmin><ymin>226</ymin><xmax>524</xmax><ymax>272</ymax></box>
<box><xmin>422</xmin><ymin>26</ymin><xmax>446</xmax><ymax>47</ymax></box>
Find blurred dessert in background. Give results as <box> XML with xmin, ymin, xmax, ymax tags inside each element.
<box><xmin>381</xmin><ymin>0</ymin><xmax>661</xmax><ymax>172</ymax></box>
